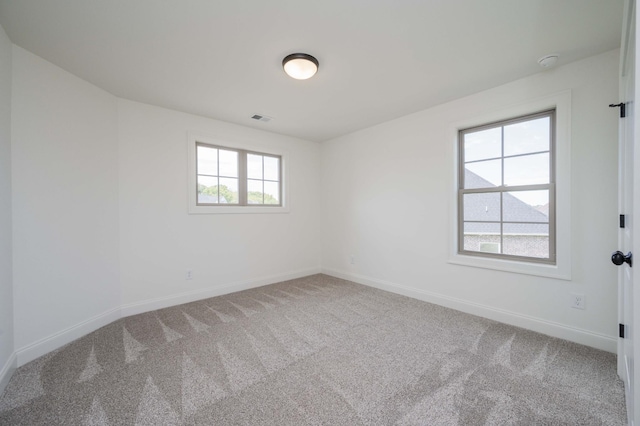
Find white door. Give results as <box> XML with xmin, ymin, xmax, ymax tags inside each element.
<box><xmin>617</xmin><ymin>1</ymin><xmax>639</xmax><ymax>425</ymax></box>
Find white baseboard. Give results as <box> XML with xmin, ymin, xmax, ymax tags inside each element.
<box><xmin>120</xmin><ymin>267</ymin><xmax>321</xmax><ymax>318</ymax></box>
<box><xmin>12</xmin><ymin>267</ymin><xmax>321</xmax><ymax>370</ymax></box>
<box><xmin>322</xmin><ymin>267</ymin><xmax>617</xmax><ymax>353</ymax></box>
<box><xmin>15</xmin><ymin>307</ymin><xmax>122</xmax><ymax>367</ymax></box>
<box><xmin>10</xmin><ymin>264</ymin><xmax>612</xmax><ymax>382</ymax></box>
<box><xmin>0</xmin><ymin>352</ymin><xmax>17</xmax><ymax>396</ymax></box>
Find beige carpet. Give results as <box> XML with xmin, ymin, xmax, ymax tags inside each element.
<box><xmin>0</xmin><ymin>274</ymin><xmax>626</xmax><ymax>425</ymax></box>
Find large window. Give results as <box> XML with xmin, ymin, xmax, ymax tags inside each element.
<box><xmin>458</xmin><ymin>110</ymin><xmax>555</xmax><ymax>264</ymax></box>
<box><xmin>196</xmin><ymin>142</ymin><xmax>282</xmax><ymax>207</ymax></box>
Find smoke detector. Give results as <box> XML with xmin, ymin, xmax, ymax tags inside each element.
<box><xmin>538</xmin><ymin>54</ymin><xmax>559</xmax><ymax>68</ymax></box>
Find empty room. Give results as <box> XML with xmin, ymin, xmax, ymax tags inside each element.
<box><xmin>0</xmin><ymin>0</ymin><xmax>638</xmax><ymax>424</ymax></box>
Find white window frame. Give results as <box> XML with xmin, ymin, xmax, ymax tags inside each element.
<box><xmin>187</xmin><ymin>133</ymin><xmax>289</xmax><ymax>214</ymax></box>
<box><xmin>449</xmin><ymin>91</ymin><xmax>571</xmax><ymax>280</ymax></box>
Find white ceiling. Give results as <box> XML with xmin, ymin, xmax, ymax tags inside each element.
<box><xmin>0</xmin><ymin>0</ymin><xmax>624</xmax><ymax>142</ymax></box>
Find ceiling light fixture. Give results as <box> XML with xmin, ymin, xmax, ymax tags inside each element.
<box><xmin>282</xmin><ymin>53</ymin><xmax>319</xmax><ymax>80</ymax></box>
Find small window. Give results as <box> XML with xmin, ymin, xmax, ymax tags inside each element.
<box><xmin>458</xmin><ymin>110</ymin><xmax>555</xmax><ymax>264</ymax></box>
<box><xmin>196</xmin><ymin>142</ymin><xmax>282</xmax><ymax>207</ymax></box>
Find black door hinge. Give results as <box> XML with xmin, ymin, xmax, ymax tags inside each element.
<box><xmin>610</xmin><ymin>103</ymin><xmax>626</xmax><ymax>118</ymax></box>
<box><xmin>620</xmin><ymin>214</ymin><xmax>626</xmax><ymax>228</ymax></box>
<box><xmin>620</xmin><ymin>323</ymin><xmax>626</xmax><ymax>338</ymax></box>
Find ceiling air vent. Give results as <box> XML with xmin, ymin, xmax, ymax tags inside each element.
<box><xmin>250</xmin><ymin>114</ymin><xmax>272</xmax><ymax>123</ymax></box>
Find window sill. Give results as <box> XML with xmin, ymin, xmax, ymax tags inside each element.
<box><xmin>448</xmin><ymin>253</ymin><xmax>571</xmax><ymax>281</ymax></box>
<box><xmin>188</xmin><ymin>205</ymin><xmax>290</xmax><ymax>214</ymax></box>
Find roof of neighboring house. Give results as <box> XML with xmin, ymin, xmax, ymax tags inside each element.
<box><xmin>463</xmin><ymin>170</ymin><xmax>549</xmax><ymax>235</ymax></box>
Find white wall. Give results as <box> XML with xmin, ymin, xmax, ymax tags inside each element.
<box><xmin>11</xmin><ymin>46</ymin><xmax>120</xmax><ymax>363</ymax></box>
<box><xmin>321</xmin><ymin>49</ymin><xmax>620</xmax><ymax>352</ymax></box>
<box><xmin>7</xmin><ymin>45</ymin><xmax>321</xmax><ymax>365</ymax></box>
<box><xmin>117</xmin><ymin>99</ymin><xmax>321</xmax><ymax>312</ymax></box>
<box><xmin>0</xmin><ymin>23</ymin><xmax>15</xmax><ymax>393</ymax></box>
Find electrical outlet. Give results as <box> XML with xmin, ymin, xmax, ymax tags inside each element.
<box><xmin>186</xmin><ymin>270</ymin><xmax>193</xmax><ymax>280</ymax></box>
<box><xmin>350</xmin><ymin>255</ymin><xmax>355</xmax><ymax>265</ymax></box>
<box><xmin>570</xmin><ymin>293</ymin><xmax>585</xmax><ymax>310</ymax></box>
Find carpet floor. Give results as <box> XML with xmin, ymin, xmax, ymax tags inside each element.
<box><xmin>0</xmin><ymin>274</ymin><xmax>627</xmax><ymax>425</ymax></box>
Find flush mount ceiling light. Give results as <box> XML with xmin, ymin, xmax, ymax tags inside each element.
<box><xmin>538</xmin><ymin>54</ymin><xmax>559</xmax><ymax>68</ymax></box>
<box><xmin>282</xmin><ymin>53</ymin><xmax>319</xmax><ymax>80</ymax></box>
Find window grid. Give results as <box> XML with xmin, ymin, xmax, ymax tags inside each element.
<box><xmin>465</xmin><ymin>150</ymin><xmax>551</xmax><ymax>165</ymax></box>
<box><xmin>199</xmin><ymin>149</ymin><xmax>239</xmax><ymax>204</ymax></box>
<box><xmin>458</xmin><ymin>110</ymin><xmax>556</xmax><ymax>264</ymax></box>
<box><xmin>246</xmin><ymin>151</ymin><xmax>281</xmax><ymax>206</ymax></box>
<box><xmin>196</xmin><ymin>142</ymin><xmax>282</xmax><ymax>207</ymax></box>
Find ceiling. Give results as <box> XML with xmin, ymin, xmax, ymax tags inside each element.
<box><xmin>0</xmin><ymin>0</ymin><xmax>624</xmax><ymax>142</ymax></box>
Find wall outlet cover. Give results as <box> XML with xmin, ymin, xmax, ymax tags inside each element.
<box><xmin>570</xmin><ymin>293</ymin><xmax>585</xmax><ymax>310</ymax></box>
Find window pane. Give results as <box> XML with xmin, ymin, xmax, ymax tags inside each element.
<box><xmin>503</xmin><ymin>153</ymin><xmax>549</xmax><ymax>186</ymax></box>
<box><xmin>264</xmin><ymin>181</ymin><xmax>280</xmax><ymax>205</ymax></box>
<box><xmin>464</xmin><ymin>160</ymin><xmax>501</xmax><ymax>188</ymax></box>
<box><xmin>503</xmin><ymin>190</ymin><xmax>549</xmax><ymax>222</ymax></box>
<box><xmin>458</xmin><ymin>111</ymin><xmax>554</xmax><ymax>262</ymax></box>
<box><xmin>463</xmin><ymin>222</ymin><xmax>501</xmax><ymax>252</ymax></box>
<box><xmin>464</xmin><ymin>128</ymin><xmax>501</xmax><ymax>162</ymax></box>
<box><xmin>219</xmin><ymin>149</ymin><xmax>238</xmax><ymax>177</ymax></box>
<box><xmin>218</xmin><ymin>177</ymin><xmax>239</xmax><ymax>204</ymax></box>
<box><xmin>197</xmin><ymin>146</ymin><xmax>218</xmax><ymax>176</ymax></box>
<box><xmin>247</xmin><ymin>154</ymin><xmax>263</xmax><ymax>180</ymax></box>
<box><xmin>503</xmin><ymin>223</ymin><xmax>549</xmax><ymax>258</ymax></box>
<box><xmin>247</xmin><ymin>179</ymin><xmax>263</xmax><ymax>204</ymax></box>
<box><xmin>463</xmin><ymin>192</ymin><xmax>500</xmax><ymax>221</ymax></box>
<box><xmin>264</xmin><ymin>156</ymin><xmax>280</xmax><ymax>181</ymax></box>
<box><xmin>504</xmin><ymin>117</ymin><xmax>550</xmax><ymax>157</ymax></box>
<box><xmin>197</xmin><ymin>175</ymin><xmax>218</xmax><ymax>204</ymax></box>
